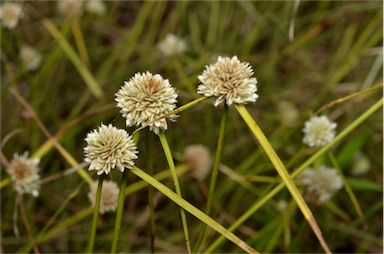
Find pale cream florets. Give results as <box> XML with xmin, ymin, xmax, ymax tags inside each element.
<box><xmin>84</xmin><ymin>124</ymin><xmax>138</xmax><ymax>175</ymax></box>
<box><xmin>298</xmin><ymin>166</ymin><xmax>343</xmax><ymax>204</ymax></box>
<box><xmin>85</xmin><ymin>0</ymin><xmax>106</xmax><ymax>16</ymax></box>
<box><xmin>0</xmin><ymin>3</ymin><xmax>23</xmax><ymax>29</ymax></box>
<box><xmin>57</xmin><ymin>0</ymin><xmax>84</xmax><ymax>17</ymax></box>
<box><xmin>197</xmin><ymin>56</ymin><xmax>258</xmax><ymax>106</ymax></box>
<box><xmin>158</xmin><ymin>33</ymin><xmax>187</xmax><ymax>57</ymax></box>
<box><xmin>19</xmin><ymin>45</ymin><xmax>42</xmax><ymax>71</ymax></box>
<box><xmin>8</xmin><ymin>152</ymin><xmax>40</xmax><ymax>197</ymax></box>
<box><xmin>88</xmin><ymin>180</ymin><xmax>119</xmax><ymax>214</ymax></box>
<box><xmin>115</xmin><ymin>72</ymin><xmax>178</xmax><ymax>135</ymax></box>
<box><xmin>278</xmin><ymin>101</ymin><xmax>299</xmax><ymax>127</ymax></box>
<box><xmin>351</xmin><ymin>151</ymin><xmax>370</xmax><ymax>176</ymax></box>
<box><xmin>302</xmin><ymin>116</ymin><xmax>337</xmax><ymax>147</ymax></box>
<box><xmin>184</xmin><ymin>145</ymin><xmax>212</xmax><ymax>180</ymax></box>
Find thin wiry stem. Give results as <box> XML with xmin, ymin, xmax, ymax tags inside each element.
<box><xmin>206</xmin><ymin>98</ymin><xmax>383</xmax><ymax>253</ymax></box>
<box><xmin>145</xmin><ymin>131</ymin><xmax>156</xmax><ymax>253</ymax></box>
<box><xmin>19</xmin><ymin>195</ymin><xmax>40</xmax><ymax>254</ymax></box>
<box><xmin>195</xmin><ymin>105</ymin><xmax>228</xmax><ymax>252</ymax></box>
<box><xmin>111</xmin><ymin>170</ymin><xmax>129</xmax><ymax>253</ymax></box>
<box><xmin>159</xmin><ymin>133</ymin><xmax>192</xmax><ymax>254</ymax></box>
<box><xmin>328</xmin><ymin>152</ymin><xmax>365</xmax><ymax>220</ymax></box>
<box><xmin>86</xmin><ymin>175</ymin><xmax>104</xmax><ymax>253</ymax></box>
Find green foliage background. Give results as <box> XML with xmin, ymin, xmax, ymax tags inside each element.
<box><xmin>1</xmin><ymin>1</ymin><xmax>383</xmax><ymax>253</ymax></box>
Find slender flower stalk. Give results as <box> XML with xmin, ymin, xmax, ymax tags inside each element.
<box><xmin>86</xmin><ymin>175</ymin><xmax>104</xmax><ymax>253</ymax></box>
<box><xmin>111</xmin><ymin>171</ymin><xmax>129</xmax><ymax>253</ymax></box>
<box><xmin>236</xmin><ymin>104</ymin><xmax>330</xmax><ymax>253</ymax></box>
<box><xmin>195</xmin><ymin>105</ymin><xmax>228</xmax><ymax>252</ymax></box>
<box><xmin>206</xmin><ymin>98</ymin><xmax>383</xmax><ymax>253</ymax></box>
<box><xmin>159</xmin><ymin>133</ymin><xmax>191</xmax><ymax>254</ymax></box>
<box><xmin>145</xmin><ymin>131</ymin><xmax>156</xmax><ymax>252</ymax></box>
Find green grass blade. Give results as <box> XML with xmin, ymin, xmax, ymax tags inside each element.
<box><xmin>42</xmin><ymin>19</ymin><xmax>103</xmax><ymax>98</ymax></box>
<box><xmin>328</xmin><ymin>152</ymin><xmax>364</xmax><ymax>220</ymax></box>
<box><xmin>207</xmin><ymin>98</ymin><xmax>383</xmax><ymax>253</ymax></box>
<box><xmin>130</xmin><ymin>166</ymin><xmax>259</xmax><ymax>254</ymax></box>
<box><xmin>159</xmin><ymin>133</ymin><xmax>191</xmax><ymax>254</ymax></box>
<box><xmin>235</xmin><ymin>104</ymin><xmax>330</xmax><ymax>253</ymax></box>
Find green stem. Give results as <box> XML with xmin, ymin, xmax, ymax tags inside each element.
<box><xmin>146</xmin><ymin>131</ymin><xmax>156</xmax><ymax>253</ymax></box>
<box><xmin>19</xmin><ymin>183</ymin><xmax>85</xmax><ymax>253</ymax></box>
<box><xmin>236</xmin><ymin>104</ymin><xmax>330</xmax><ymax>253</ymax></box>
<box><xmin>130</xmin><ymin>166</ymin><xmax>258</xmax><ymax>254</ymax></box>
<box><xmin>86</xmin><ymin>175</ymin><xmax>104</xmax><ymax>253</ymax></box>
<box><xmin>159</xmin><ymin>132</ymin><xmax>191</xmax><ymax>254</ymax></box>
<box><xmin>327</xmin><ymin>151</ymin><xmax>365</xmax><ymax>220</ymax></box>
<box><xmin>111</xmin><ymin>171</ymin><xmax>129</xmax><ymax>253</ymax></box>
<box><xmin>206</xmin><ymin>98</ymin><xmax>383</xmax><ymax>253</ymax></box>
<box><xmin>195</xmin><ymin>105</ymin><xmax>228</xmax><ymax>252</ymax></box>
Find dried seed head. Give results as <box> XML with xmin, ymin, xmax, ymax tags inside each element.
<box><xmin>20</xmin><ymin>45</ymin><xmax>42</xmax><ymax>71</ymax></box>
<box><xmin>197</xmin><ymin>56</ymin><xmax>258</xmax><ymax>106</ymax></box>
<box><xmin>351</xmin><ymin>151</ymin><xmax>370</xmax><ymax>176</ymax></box>
<box><xmin>298</xmin><ymin>166</ymin><xmax>343</xmax><ymax>204</ymax></box>
<box><xmin>84</xmin><ymin>124</ymin><xmax>138</xmax><ymax>175</ymax></box>
<box><xmin>57</xmin><ymin>0</ymin><xmax>84</xmax><ymax>17</ymax></box>
<box><xmin>158</xmin><ymin>34</ymin><xmax>187</xmax><ymax>57</ymax></box>
<box><xmin>184</xmin><ymin>144</ymin><xmax>212</xmax><ymax>180</ymax></box>
<box><xmin>0</xmin><ymin>3</ymin><xmax>23</xmax><ymax>29</ymax></box>
<box><xmin>8</xmin><ymin>152</ymin><xmax>40</xmax><ymax>197</ymax></box>
<box><xmin>85</xmin><ymin>0</ymin><xmax>106</xmax><ymax>16</ymax></box>
<box><xmin>115</xmin><ymin>72</ymin><xmax>178</xmax><ymax>135</ymax></box>
<box><xmin>303</xmin><ymin>116</ymin><xmax>337</xmax><ymax>147</ymax></box>
<box><xmin>88</xmin><ymin>180</ymin><xmax>119</xmax><ymax>214</ymax></box>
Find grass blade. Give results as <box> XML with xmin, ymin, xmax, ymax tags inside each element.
<box><xmin>130</xmin><ymin>166</ymin><xmax>259</xmax><ymax>254</ymax></box>
<box><xmin>159</xmin><ymin>133</ymin><xmax>191</xmax><ymax>254</ymax></box>
<box><xmin>328</xmin><ymin>152</ymin><xmax>364</xmax><ymax>220</ymax></box>
<box><xmin>207</xmin><ymin>98</ymin><xmax>383</xmax><ymax>253</ymax></box>
<box><xmin>42</xmin><ymin>19</ymin><xmax>103</xmax><ymax>98</ymax></box>
<box><xmin>235</xmin><ymin>104</ymin><xmax>330</xmax><ymax>253</ymax></box>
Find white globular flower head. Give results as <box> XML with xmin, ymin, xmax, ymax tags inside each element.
<box><xmin>302</xmin><ymin>116</ymin><xmax>337</xmax><ymax>147</ymax></box>
<box><xmin>57</xmin><ymin>0</ymin><xmax>84</xmax><ymax>17</ymax></box>
<box><xmin>298</xmin><ymin>166</ymin><xmax>343</xmax><ymax>205</ymax></box>
<box><xmin>197</xmin><ymin>56</ymin><xmax>258</xmax><ymax>106</ymax></box>
<box><xmin>0</xmin><ymin>3</ymin><xmax>23</xmax><ymax>29</ymax></box>
<box><xmin>85</xmin><ymin>0</ymin><xmax>106</xmax><ymax>16</ymax></box>
<box><xmin>84</xmin><ymin>124</ymin><xmax>138</xmax><ymax>175</ymax></box>
<box><xmin>20</xmin><ymin>45</ymin><xmax>42</xmax><ymax>71</ymax></box>
<box><xmin>8</xmin><ymin>152</ymin><xmax>40</xmax><ymax>197</ymax></box>
<box><xmin>278</xmin><ymin>101</ymin><xmax>299</xmax><ymax>127</ymax></box>
<box><xmin>158</xmin><ymin>33</ymin><xmax>187</xmax><ymax>57</ymax></box>
<box><xmin>115</xmin><ymin>72</ymin><xmax>178</xmax><ymax>135</ymax></box>
<box><xmin>184</xmin><ymin>144</ymin><xmax>212</xmax><ymax>180</ymax></box>
<box><xmin>88</xmin><ymin>180</ymin><xmax>119</xmax><ymax>214</ymax></box>
<box><xmin>351</xmin><ymin>151</ymin><xmax>371</xmax><ymax>176</ymax></box>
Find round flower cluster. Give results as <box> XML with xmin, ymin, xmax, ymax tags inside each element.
<box><xmin>115</xmin><ymin>72</ymin><xmax>178</xmax><ymax>135</ymax></box>
<box><xmin>0</xmin><ymin>3</ymin><xmax>23</xmax><ymax>29</ymax></box>
<box><xmin>20</xmin><ymin>45</ymin><xmax>42</xmax><ymax>71</ymax></box>
<box><xmin>302</xmin><ymin>116</ymin><xmax>337</xmax><ymax>147</ymax></box>
<box><xmin>298</xmin><ymin>166</ymin><xmax>343</xmax><ymax>204</ymax></box>
<box><xmin>8</xmin><ymin>152</ymin><xmax>40</xmax><ymax>197</ymax></box>
<box><xmin>88</xmin><ymin>180</ymin><xmax>119</xmax><ymax>214</ymax></box>
<box><xmin>351</xmin><ymin>151</ymin><xmax>370</xmax><ymax>176</ymax></box>
<box><xmin>158</xmin><ymin>33</ymin><xmax>187</xmax><ymax>57</ymax></box>
<box><xmin>184</xmin><ymin>144</ymin><xmax>212</xmax><ymax>180</ymax></box>
<box><xmin>84</xmin><ymin>124</ymin><xmax>138</xmax><ymax>175</ymax></box>
<box><xmin>197</xmin><ymin>56</ymin><xmax>258</xmax><ymax>106</ymax></box>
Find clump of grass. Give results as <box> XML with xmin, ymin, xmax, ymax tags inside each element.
<box><xmin>1</xmin><ymin>2</ymin><xmax>382</xmax><ymax>254</ymax></box>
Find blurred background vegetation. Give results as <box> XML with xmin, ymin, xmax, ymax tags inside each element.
<box><xmin>1</xmin><ymin>1</ymin><xmax>383</xmax><ymax>253</ymax></box>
